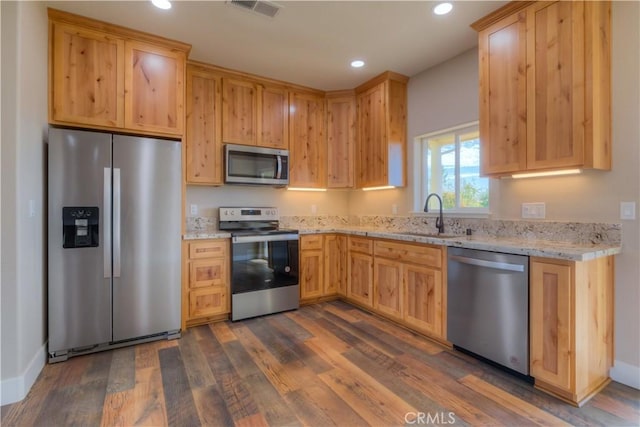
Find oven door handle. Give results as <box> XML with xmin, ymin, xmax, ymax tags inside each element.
<box><xmin>232</xmin><ymin>234</ymin><xmax>299</xmax><ymax>243</ymax></box>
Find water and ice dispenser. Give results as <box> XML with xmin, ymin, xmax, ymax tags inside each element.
<box><xmin>62</xmin><ymin>207</ymin><xmax>99</xmax><ymax>248</ymax></box>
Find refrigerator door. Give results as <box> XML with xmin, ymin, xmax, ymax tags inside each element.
<box><xmin>112</xmin><ymin>135</ymin><xmax>181</xmax><ymax>341</ymax></box>
<box><xmin>48</xmin><ymin>128</ymin><xmax>112</xmax><ymax>353</ymax></box>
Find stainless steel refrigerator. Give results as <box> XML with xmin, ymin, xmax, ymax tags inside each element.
<box><xmin>48</xmin><ymin>127</ymin><xmax>181</xmax><ymax>362</ymax></box>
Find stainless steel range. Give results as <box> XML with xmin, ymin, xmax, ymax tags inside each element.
<box><xmin>219</xmin><ymin>207</ymin><xmax>299</xmax><ymax>321</ymax></box>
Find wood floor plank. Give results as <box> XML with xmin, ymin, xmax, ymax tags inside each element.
<box><xmin>306</xmin><ymin>338</ymin><xmax>417</xmax><ymax>426</ymax></box>
<box><xmin>396</xmin><ymin>353</ymin><xmax>531</xmax><ymax>427</ymax></box>
<box><xmin>179</xmin><ymin>329</ymin><xmax>217</xmax><ymax>389</ymax></box>
<box><xmin>211</xmin><ymin>321</ymin><xmax>237</xmax><ymax>343</ymax></box>
<box><xmin>267</xmin><ymin>313</ymin><xmax>314</xmax><ymax>341</ymax></box>
<box><xmin>285</xmin><ymin>384</ymin><xmax>369</xmax><ymax>427</ymax></box>
<box><xmin>131</xmin><ymin>367</ymin><xmax>168</xmax><ymax>426</ymax></box>
<box><xmin>323</xmin><ymin>302</ymin><xmax>361</xmax><ymax>323</ymax></box>
<box><xmin>34</xmin><ymin>377</ymin><xmax>108</xmax><ymax>426</ymax></box>
<box><xmin>285</xmin><ymin>310</ymin><xmax>352</xmax><ymax>353</ymax></box>
<box><xmin>192</xmin><ymin>385</ymin><xmax>235</xmax><ymax>426</ymax></box>
<box><xmin>158</xmin><ymin>346</ymin><xmax>200</xmax><ymax>426</ymax></box>
<box><xmin>197</xmin><ymin>326</ymin><xmax>261</xmax><ymax>423</ymax></box>
<box><xmin>230</xmin><ymin>323</ymin><xmax>303</xmax><ymax>394</ymax></box>
<box><xmin>460</xmin><ymin>374</ymin><xmax>573</xmax><ymax>426</ymax></box>
<box><xmin>100</xmin><ymin>389</ymin><xmax>135</xmax><ymax>427</ymax></box>
<box><xmin>235</xmin><ymin>412</ymin><xmax>270</xmax><ymax>427</ymax></box>
<box><xmin>243</xmin><ymin>371</ymin><xmax>303</xmax><ymax>427</ymax></box>
<box><xmin>134</xmin><ymin>341</ymin><xmax>160</xmax><ymax>371</ymax></box>
<box><xmin>106</xmin><ymin>346</ymin><xmax>136</xmax><ymax>394</ymax></box>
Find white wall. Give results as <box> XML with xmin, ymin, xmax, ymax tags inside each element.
<box><xmin>0</xmin><ymin>0</ymin><xmax>49</xmax><ymax>405</ymax></box>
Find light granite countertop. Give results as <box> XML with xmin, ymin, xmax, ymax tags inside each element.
<box><xmin>183</xmin><ymin>226</ymin><xmax>621</xmax><ymax>262</ymax></box>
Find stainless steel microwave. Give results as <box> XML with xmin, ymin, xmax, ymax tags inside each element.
<box><xmin>224</xmin><ymin>144</ymin><xmax>289</xmax><ymax>186</ymax></box>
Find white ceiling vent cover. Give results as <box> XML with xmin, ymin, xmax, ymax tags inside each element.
<box><xmin>228</xmin><ymin>0</ymin><xmax>281</xmax><ymax>18</ymax></box>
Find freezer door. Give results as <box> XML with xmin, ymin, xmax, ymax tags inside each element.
<box><xmin>112</xmin><ymin>135</ymin><xmax>181</xmax><ymax>341</ymax></box>
<box><xmin>48</xmin><ymin>128</ymin><xmax>112</xmax><ymax>353</ymax></box>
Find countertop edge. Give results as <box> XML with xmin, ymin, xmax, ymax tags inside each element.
<box><xmin>183</xmin><ymin>228</ymin><xmax>621</xmax><ymax>261</ymax></box>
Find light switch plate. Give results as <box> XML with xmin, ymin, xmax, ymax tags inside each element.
<box><xmin>522</xmin><ymin>202</ymin><xmax>546</xmax><ymax>219</ymax></box>
<box><xmin>620</xmin><ymin>202</ymin><xmax>636</xmax><ymax>220</ymax></box>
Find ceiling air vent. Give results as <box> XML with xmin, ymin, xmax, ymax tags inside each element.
<box><xmin>228</xmin><ymin>0</ymin><xmax>281</xmax><ymax>18</ymax></box>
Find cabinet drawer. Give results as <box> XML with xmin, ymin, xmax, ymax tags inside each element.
<box><xmin>189</xmin><ymin>240</ymin><xmax>228</xmax><ymax>259</ymax></box>
<box><xmin>374</xmin><ymin>240</ymin><xmax>442</xmax><ymax>269</ymax></box>
<box><xmin>189</xmin><ymin>259</ymin><xmax>227</xmax><ymax>288</ymax></box>
<box><xmin>189</xmin><ymin>287</ymin><xmax>228</xmax><ymax>318</ymax></box>
<box><xmin>348</xmin><ymin>236</ymin><xmax>373</xmax><ymax>255</ymax></box>
<box><xmin>301</xmin><ymin>234</ymin><xmax>323</xmax><ymax>250</ymax></box>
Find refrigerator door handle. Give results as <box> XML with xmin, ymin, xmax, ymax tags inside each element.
<box><xmin>113</xmin><ymin>168</ymin><xmax>122</xmax><ymax>278</ymax></box>
<box><xmin>103</xmin><ymin>168</ymin><xmax>112</xmax><ymax>278</ymax></box>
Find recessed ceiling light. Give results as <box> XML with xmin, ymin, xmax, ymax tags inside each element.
<box><xmin>350</xmin><ymin>60</ymin><xmax>365</xmax><ymax>68</ymax></box>
<box><xmin>151</xmin><ymin>0</ymin><xmax>172</xmax><ymax>10</ymax></box>
<box><xmin>433</xmin><ymin>2</ymin><xmax>453</xmax><ymax>15</ymax></box>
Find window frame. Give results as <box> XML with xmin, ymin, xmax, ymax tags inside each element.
<box><xmin>412</xmin><ymin>121</ymin><xmax>491</xmax><ymax>215</ymax></box>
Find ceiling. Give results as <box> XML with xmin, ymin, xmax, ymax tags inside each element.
<box><xmin>45</xmin><ymin>0</ymin><xmax>507</xmax><ymax>91</ymax></box>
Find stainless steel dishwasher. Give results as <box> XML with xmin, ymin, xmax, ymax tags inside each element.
<box><xmin>447</xmin><ymin>247</ymin><xmax>529</xmax><ymax>375</ymax></box>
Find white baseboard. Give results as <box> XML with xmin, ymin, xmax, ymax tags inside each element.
<box><xmin>610</xmin><ymin>359</ymin><xmax>640</xmax><ymax>390</ymax></box>
<box><xmin>0</xmin><ymin>341</ymin><xmax>47</xmax><ymax>406</ymax></box>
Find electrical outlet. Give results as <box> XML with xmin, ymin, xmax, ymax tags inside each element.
<box><xmin>190</xmin><ymin>204</ymin><xmax>198</xmax><ymax>215</ymax></box>
<box><xmin>620</xmin><ymin>202</ymin><xmax>636</xmax><ymax>220</ymax></box>
<box><xmin>392</xmin><ymin>204</ymin><xmax>398</xmax><ymax>214</ymax></box>
<box><xmin>311</xmin><ymin>204</ymin><xmax>317</xmax><ymax>214</ymax></box>
<box><xmin>521</xmin><ymin>202</ymin><xmax>546</xmax><ymax>219</ymax></box>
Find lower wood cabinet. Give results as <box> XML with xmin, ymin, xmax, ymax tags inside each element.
<box><xmin>348</xmin><ymin>237</ymin><xmax>374</xmax><ymax>306</ymax></box>
<box><xmin>182</xmin><ymin>239</ymin><xmax>230</xmax><ymax>329</ymax></box>
<box><xmin>300</xmin><ymin>234</ymin><xmax>345</xmax><ymax>302</ymax></box>
<box><xmin>374</xmin><ymin>240</ymin><xmax>446</xmax><ymax>340</ymax></box>
<box><xmin>529</xmin><ymin>256</ymin><xmax>614</xmax><ymax>406</ymax></box>
<box><xmin>325</xmin><ymin>234</ymin><xmax>347</xmax><ymax>296</ymax></box>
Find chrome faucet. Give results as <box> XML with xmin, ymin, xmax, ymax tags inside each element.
<box><xmin>424</xmin><ymin>193</ymin><xmax>445</xmax><ymax>234</ymax></box>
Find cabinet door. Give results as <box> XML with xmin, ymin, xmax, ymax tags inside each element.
<box><xmin>526</xmin><ymin>1</ymin><xmax>585</xmax><ymax>170</ymax></box>
<box><xmin>289</xmin><ymin>92</ymin><xmax>326</xmax><ymax>188</ymax></box>
<box><xmin>324</xmin><ymin>234</ymin><xmax>346</xmax><ymax>296</ymax></box>
<box><xmin>189</xmin><ymin>258</ymin><xmax>227</xmax><ymax>288</ymax></box>
<box><xmin>259</xmin><ymin>85</ymin><xmax>289</xmax><ymax>149</ymax></box>
<box><xmin>478</xmin><ymin>11</ymin><xmax>527</xmax><ymax>175</ymax></box>
<box><xmin>189</xmin><ymin>287</ymin><xmax>228</xmax><ymax>318</ymax></box>
<box><xmin>348</xmin><ymin>252</ymin><xmax>373</xmax><ymax>307</ymax></box>
<box><xmin>124</xmin><ymin>41</ymin><xmax>185</xmax><ymax>135</ymax></box>
<box><xmin>356</xmin><ymin>82</ymin><xmax>386</xmax><ymax>188</ymax></box>
<box><xmin>51</xmin><ymin>23</ymin><xmax>125</xmax><ymax>128</ymax></box>
<box><xmin>327</xmin><ymin>96</ymin><xmax>355</xmax><ymax>188</ymax></box>
<box><xmin>374</xmin><ymin>258</ymin><xmax>402</xmax><ymax>320</ymax></box>
<box><xmin>222</xmin><ymin>78</ymin><xmax>258</xmax><ymax>145</ymax></box>
<box><xmin>185</xmin><ymin>68</ymin><xmax>222</xmax><ymax>184</ymax></box>
<box><xmin>530</xmin><ymin>259</ymin><xmax>573</xmax><ymax>391</ymax></box>
<box><xmin>300</xmin><ymin>250</ymin><xmax>324</xmax><ymax>300</ymax></box>
<box><xmin>403</xmin><ymin>264</ymin><xmax>443</xmax><ymax>338</ymax></box>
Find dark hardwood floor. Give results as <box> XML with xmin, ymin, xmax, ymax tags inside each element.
<box><xmin>2</xmin><ymin>301</ymin><xmax>639</xmax><ymax>426</ymax></box>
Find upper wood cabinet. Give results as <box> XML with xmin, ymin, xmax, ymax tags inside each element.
<box><xmin>185</xmin><ymin>64</ymin><xmax>222</xmax><ymax>185</ymax></box>
<box><xmin>259</xmin><ymin>84</ymin><xmax>289</xmax><ymax>149</ymax></box>
<box><xmin>289</xmin><ymin>91</ymin><xmax>326</xmax><ymax>188</ymax></box>
<box><xmin>326</xmin><ymin>92</ymin><xmax>356</xmax><ymax>188</ymax></box>
<box><xmin>473</xmin><ymin>1</ymin><xmax>611</xmax><ymax>176</ymax></box>
<box><xmin>355</xmin><ymin>72</ymin><xmax>408</xmax><ymax>189</ymax></box>
<box><xmin>48</xmin><ymin>9</ymin><xmax>190</xmax><ymax>137</ymax></box>
<box><xmin>222</xmin><ymin>78</ymin><xmax>258</xmax><ymax>145</ymax></box>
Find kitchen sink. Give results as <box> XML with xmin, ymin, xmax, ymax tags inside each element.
<box><xmin>401</xmin><ymin>232</ymin><xmax>459</xmax><ymax>239</ymax></box>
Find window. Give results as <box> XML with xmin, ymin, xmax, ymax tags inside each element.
<box><xmin>415</xmin><ymin>122</ymin><xmax>489</xmax><ymax>213</ymax></box>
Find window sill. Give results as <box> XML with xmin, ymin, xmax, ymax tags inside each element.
<box><xmin>409</xmin><ymin>211</ymin><xmax>492</xmax><ymax>219</ymax></box>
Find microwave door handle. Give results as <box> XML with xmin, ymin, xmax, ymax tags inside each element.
<box><xmin>276</xmin><ymin>155</ymin><xmax>282</xmax><ymax>179</ymax></box>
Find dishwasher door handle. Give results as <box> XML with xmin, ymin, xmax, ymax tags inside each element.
<box><xmin>449</xmin><ymin>255</ymin><xmax>525</xmax><ymax>272</ymax></box>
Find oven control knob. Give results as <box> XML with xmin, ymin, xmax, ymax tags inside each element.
<box><xmin>285</xmin><ymin>266</ymin><xmax>291</xmax><ymax>273</ymax></box>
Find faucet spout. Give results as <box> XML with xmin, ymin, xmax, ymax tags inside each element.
<box><xmin>424</xmin><ymin>193</ymin><xmax>445</xmax><ymax>234</ymax></box>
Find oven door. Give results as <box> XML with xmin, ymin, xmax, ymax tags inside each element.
<box><xmin>230</xmin><ymin>233</ymin><xmax>299</xmax><ymax>294</ymax></box>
